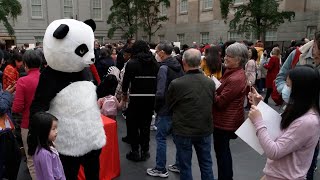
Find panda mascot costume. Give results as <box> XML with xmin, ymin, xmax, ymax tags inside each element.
<box><xmin>30</xmin><ymin>19</ymin><xmax>106</xmax><ymax>180</ymax></box>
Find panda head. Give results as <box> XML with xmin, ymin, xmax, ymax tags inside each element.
<box><xmin>43</xmin><ymin>19</ymin><xmax>96</xmax><ymax>72</ymax></box>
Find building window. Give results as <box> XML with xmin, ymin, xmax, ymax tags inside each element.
<box><xmin>158</xmin><ymin>35</ymin><xmax>165</xmax><ymax>42</ymax></box>
<box><xmin>160</xmin><ymin>3</ymin><xmax>167</xmax><ymax>16</ymax></box>
<box><xmin>34</xmin><ymin>36</ymin><xmax>44</xmax><ymax>43</ymax></box>
<box><xmin>307</xmin><ymin>26</ymin><xmax>317</xmax><ymax>40</ymax></box>
<box><xmin>180</xmin><ymin>0</ymin><xmax>188</xmax><ymax>14</ymax></box>
<box><xmin>95</xmin><ymin>36</ymin><xmax>104</xmax><ymax>45</ymax></box>
<box><xmin>265</xmin><ymin>31</ymin><xmax>277</xmax><ymax>41</ymax></box>
<box><xmin>177</xmin><ymin>34</ymin><xmax>185</xmax><ymax>44</ymax></box>
<box><xmin>63</xmin><ymin>0</ymin><xmax>73</xmax><ymax>18</ymax></box>
<box><xmin>92</xmin><ymin>0</ymin><xmax>102</xmax><ymax>20</ymax></box>
<box><xmin>203</xmin><ymin>0</ymin><xmax>213</xmax><ymax>10</ymax></box>
<box><xmin>228</xmin><ymin>32</ymin><xmax>241</xmax><ymax>41</ymax></box>
<box><xmin>31</xmin><ymin>0</ymin><xmax>43</xmax><ymax>18</ymax></box>
<box><xmin>234</xmin><ymin>0</ymin><xmax>243</xmax><ymax>4</ymax></box>
<box><xmin>200</xmin><ymin>32</ymin><xmax>210</xmax><ymax>44</ymax></box>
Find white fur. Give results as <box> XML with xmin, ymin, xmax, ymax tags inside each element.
<box><xmin>43</xmin><ymin>19</ymin><xmax>95</xmax><ymax>72</ymax></box>
<box><xmin>48</xmin><ymin>81</ymin><xmax>106</xmax><ymax>156</ymax></box>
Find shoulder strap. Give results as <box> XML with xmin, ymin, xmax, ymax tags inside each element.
<box><xmin>291</xmin><ymin>48</ymin><xmax>301</xmax><ymax>69</ymax></box>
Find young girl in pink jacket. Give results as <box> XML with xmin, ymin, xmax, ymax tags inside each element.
<box><xmin>249</xmin><ymin>65</ymin><xmax>320</xmax><ymax>180</ymax></box>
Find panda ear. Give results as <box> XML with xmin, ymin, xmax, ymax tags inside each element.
<box><xmin>83</xmin><ymin>19</ymin><xmax>96</xmax><ymax>32</ymax></box>
<box><xmin>53</xmin><ymin>24</ymin><xmax>69</xmax><ymax>39</ymax></box>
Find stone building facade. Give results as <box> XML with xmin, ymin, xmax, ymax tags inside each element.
<box><xmin>140</xmin><ymin>0</ymin><xmax>320</xmax><ymax>48</ymax></box>
<box><xmin>0</xmin><ymin>0</ymin><xmax>112</xmax><ymax>47</ymax></box>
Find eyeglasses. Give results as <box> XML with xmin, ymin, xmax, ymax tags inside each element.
<box><xmin>225</xmin><ymin>54</ymin><xmax>235</xmax><ymax>58</ymax></box>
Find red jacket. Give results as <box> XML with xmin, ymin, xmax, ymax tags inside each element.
<box><xmin>264</xmin><ymin>56</ymin><xmax>280</xmax><ymax>88</ymax></box>
<box><xmin>12</xmin><ymin>68</ymin><xmax>40</xmax><ymax>129</ymax></box>
<box><xmin>213</xmin><ymin>67</ymin><xmax>246</xmax><ymax>131</ymax></box>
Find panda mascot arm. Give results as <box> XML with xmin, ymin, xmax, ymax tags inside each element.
<box><xmin>30</xmin><ymin>19</ymin><xmax>105</xmax><ymax>164</ymax></box>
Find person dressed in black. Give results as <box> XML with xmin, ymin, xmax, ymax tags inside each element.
<box><xmin>96</xmin><ymin>48</ymin><xmax>115</xmax><ymax>79</ymax></box>
<box><xmin>121</xmin><ymin>40</ymin><xmax>159</xmax><ymax>161</ymax></box>
<box><xmin>116</xmin><ymin>38</ymin><xmax>135</xmax><ymax>71</ymax></box>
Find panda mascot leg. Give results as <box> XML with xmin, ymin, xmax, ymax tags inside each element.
<box><xmin>30</xmin><ymin>19</ymin><xmax>106</xmax><ymax>180</ymax></box>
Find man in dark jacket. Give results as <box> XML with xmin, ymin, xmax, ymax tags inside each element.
<box><xmin>166</xmin><ymin>48</ymin><xmax>215</xmax><ymax>180</ymax></box>
<box><xmin>116</xmin><ymin>38</ymin><xmax>135</xmax><ymax>71</ymax></box>
<box><xmin>122</xmin><ymin>40</ymin><xmax>159</xmax><ymax>161</ymax></box>
<box><xmin>147</xmin><ymin>41</ymin><xmax>184</xmax><ymax>177</ymax></box>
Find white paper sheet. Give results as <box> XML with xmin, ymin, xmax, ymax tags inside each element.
<box><xmin>210</xmin><ymin>75</ymin><xmax>221</xmax><ymax>89</ymax></box>
<box><xmin>235</xmin><ymin>101</ymin><xmax>282</xmax><ymax>155</ymax></box>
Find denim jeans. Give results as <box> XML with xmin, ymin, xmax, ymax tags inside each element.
<box><xmin>173</xmin><ymin>134</ymin><xmax>214</xmax><ymax>180</ymax></box>
<box><xmin>307</xmin><ymin>141</ymin><xmax>319</xmax><ymax>180</ymax></box>
<box><xmin>155</xmin><ymin>116</ymin><xmax>179</xmax><ymax>171</ymax></box>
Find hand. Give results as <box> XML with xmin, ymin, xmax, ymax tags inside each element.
<box><xmin>122</xmin><ymin>94</ymin><xmax>128</xmax><ymax>102</ymax></box>
<box><xmin>248</xmin><ymin>105</ymin><xmax>262</xmax><ymax>124</ymax></box>
<box><xmin>248</xmin><ymin>87</ymin><xmax>263</xmax><ymax>105</ymax></box>
<box><xmin>5</xmin><ymin>83</ymin><xmax>16</xmax><ymax>94</ymax></box>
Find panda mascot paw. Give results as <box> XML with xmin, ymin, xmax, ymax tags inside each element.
<box><xmin>30</xmin><ymin>19</ymin><xmax>106</xmax><ymax>179</ymax></box>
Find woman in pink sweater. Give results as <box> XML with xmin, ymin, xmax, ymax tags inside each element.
<box><xmin>248</xmin><ymin>65</ymin><xmax>320</xmax><ymax>180</ymax></box>
<box><xmin>12</xmin><ymin>50</ymin><xmax>41</xmax><ymax>180</ymax></box>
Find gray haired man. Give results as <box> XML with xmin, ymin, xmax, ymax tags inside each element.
<box><xmin>167</xmin><ymin>48</ymin><xmax>215</xmax><ymax>180</ymax></box>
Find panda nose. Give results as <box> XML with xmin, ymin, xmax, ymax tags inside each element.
<box><xmin>91</xmin><ymin>58</ymin><xmax>95</xmax><ymax>62</ymax></box>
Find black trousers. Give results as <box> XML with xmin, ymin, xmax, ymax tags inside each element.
<box><xmin>127</xmin><ymin>110</ymin><xmax>153</xmax><ymax>152</ymax></box>
<box><xmin>264</xmin><ymin>88</ymin><xmax>273</xmax><ymax>103</ymax></box>
<box><xmin>213</xmin><ymin>128</ymin><xmax>237</xmax><ymax>180</ymax></box>
<box><xmin>59</xmin><ymin>149</ymin><xmax>101</xmax><ymax>180</ymax></box>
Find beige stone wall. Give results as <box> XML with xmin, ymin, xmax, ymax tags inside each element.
<box><xmin>0</xmin><ymin>0</ymin><xmax>111</xmax><ymax>45</ymax></box>
<box><xmin>146</xmin><ymin>0</ymin><xmax>320</xmax><ymax>46</ymax></box>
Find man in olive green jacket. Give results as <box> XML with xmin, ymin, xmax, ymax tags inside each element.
<box><xmin>166</xmin><ymin>48</ymin><xmax>215</xmax><ymax>180</ymax></box>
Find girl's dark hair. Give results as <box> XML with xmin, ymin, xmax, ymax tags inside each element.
<box><xmin>281</xmin><ymin>65</ymin><xmax>320</xmax><ymax>129</ymax></box>
<box><xmin>28</xmin><ymin>112</ymin><xmax>58</xmax><ymax>156</ymax></box>
<box><xmin>97</xmin><ymin>74</ymin><xmax>118</xmax><ymax>98</ymax></box>
<box><xmin>204</xmin><ymin>46</ymin><xmax>222</xmax><ymax>74</ymax></box>
<box><xmin>9</xmin><ymin>50</ymin><xmax>23</xmax><ymax>67</ymax></box>
<box><xmin>131</xmin><ymin>40</ymin><xmax>150</xmax><ymax>56</ymax></box>
<box><xmin>248</xmin><ymin>47</ymin><xmax>258</xmax><ymax>61</ymax></box>
<box><xmin>173</xmin><ymin>46</ymin><xmax>180</xmax><ymax>55</ymax></box>
<box><xmin>23</xmin><ymin>50</ymin><xmax>41</xmax><ymax>68</ymax></box>
<box><xmin>100</xmin><ymin>48</ymin><xmax>111</xmax><ymax>58</ymax></box>
<box><xmin>221</xmin><ymin>40</ymin><xmax>236</xmax><ymax>58</ymax></box>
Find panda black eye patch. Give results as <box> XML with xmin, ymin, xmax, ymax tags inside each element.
<box><xmin>75</xmin><ymin>44</ymin><xmax>89</xmax><ymax>57</ymax></box>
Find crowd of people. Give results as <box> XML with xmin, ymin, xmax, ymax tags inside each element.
<box><xmin>0</xmin><ymin>31</ymin><xmax>320</xmax><ymax>180</ymax></box>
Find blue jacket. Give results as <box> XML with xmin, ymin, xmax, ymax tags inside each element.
<box><xmin>0</xmin><ymin>91</ymin><xmax>13</xmax><ymax>121</ymax></box>
<box><xmin>275</xmin><ymin>40</ymin><xmax>315</xmax><ymax>94</ymax></box>
<box><xmin>155</xmin><ymin>56</ymin><xmax>184</xmax><ymax>116</ymax></box>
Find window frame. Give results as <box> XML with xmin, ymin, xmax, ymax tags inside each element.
<box><xmin>177</xmin><ymin>34</ymin><xmax>185</xmax><ymax>44</ymax></box>
<box><xmin>200</xmin><ymin>32</ymin><xmax>210</xmax><ymax>44</ymax></box>
<box><xmin>31</xmin><ymin>0</ymin><xmax>43</xmax><ymax>19</ymax></box>
<box><xmin>179</xmin><ymin>0</ymin><xmax>188</xmax><ymax>14</ymax></box>
<box><xmin>307</xmin><ymin>26</ymin><xmax>317</xmax><ymax>40</ymax></box>
<box><xmin>63</xmin><ymin>0</ymin><xmax>74</xmax><ymax>18</ymax></box>
<box><xmin>92</xmin><ymin>0</ymin><xmax>102</xmax><ymax>20</ymax></box>
<box><xmin>203</xmin><ymin>0</ymin><xmax>213</xmax><ymax>10</ymax></box>
<box><xmin>265</xmin><ymin>30</ymin><xmax>277</xmax><ymax>41</ymax></box>
<box><xmin>160</xmin><ymin>3</ymin><xmax>167</xmax><ymax>16</ymax></box>
<box><xmin>34</xmin><ymin>36</ymin><xmax>44</xmax><ymax>43</ymax></box>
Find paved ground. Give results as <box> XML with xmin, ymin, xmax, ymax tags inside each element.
<box><xmin>17</xmin><ymin>95</ymin><xmax>320</xmax><ymax>180</ymax></box>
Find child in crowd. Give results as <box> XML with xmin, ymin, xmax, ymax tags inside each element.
<box><xmin>97</xmin><ymin>74</ymin><xmax>123</xmax><ymax>120</ymax></box>
<box><xmin>27</xmin><ymin>112</ymin><xmax>66</xmax><ymax>180</ymax></box>
<box><xmin>248</xmin><ymin>65</ymin><xmax>320</xmax><ymax>180</ymax></box>
<box><xmin>0</xmin><ymin>84</ymin><xmax>20</xmax><ymax>180</ymax></box>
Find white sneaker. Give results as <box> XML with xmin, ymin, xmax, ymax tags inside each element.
<box><xmin>168</xmin><ymin>164</ymin><xmax>180</xmax><ymax>173</ymax></box>
<box><xmin>146</xmin><ymin>168</ymin><xmax>169</xmax><ymax>178</ymax></box>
